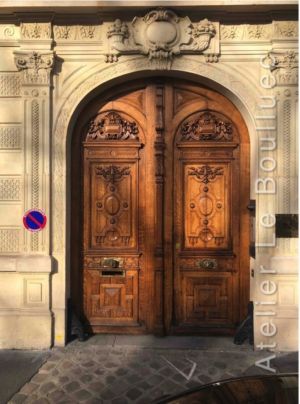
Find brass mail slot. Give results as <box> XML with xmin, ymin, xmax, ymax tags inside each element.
<box><xmin>101</xmin><ymin>269</ymin><xmax>125</xmax><ymax>277</ymax></box>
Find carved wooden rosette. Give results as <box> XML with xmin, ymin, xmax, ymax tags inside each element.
<box><xmin>83</xmin><ymin>110</ymin><xmax>143</xmax><ymax>328</ymax></box>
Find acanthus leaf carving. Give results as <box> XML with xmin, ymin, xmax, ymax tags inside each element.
<box><xmin>95</xmin><ymin>165</ymin><xmax>130</xmax><ymax>183</ymax></box>
<box><xmin>188</xmin><ymin>165</ymin><xmax>224</xmax><ymax>184</ymax></box>
<box><xmin>14</xmin><ymin>51</ymin><xmax>54</xmax><ymax>85</ymax></box>
<box><xmin>86</xmin><ymin>111</ymin><xmax>139</xmax><ymax>141</ymax></box>
<box><xmin>20</xmin><ymin>22</ymin><xmax>51</xmax><ymax>40</ymax></box>
<box><xmin>266</xmin><ymin>50</ymin><xmax>298</xmax><ymax>86</ymax></box>
<box><xmin>181</xmin><ymin>111</ymin><xmax>233</xmax><ymax>141</ymax></box>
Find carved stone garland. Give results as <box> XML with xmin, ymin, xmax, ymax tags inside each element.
<box><xmin>86</xmin><ymin>111</ymin><xmax>139</xmax><ymax>141</ymax></box>
<box><xmin>181</xmin><ymin>111</ymin><xmax>233</xmax><ymax>141</ymax></box>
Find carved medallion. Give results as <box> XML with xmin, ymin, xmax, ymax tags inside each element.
<box><xmin>188</xmin><ymin>165</ymin><xmax>224</xmax><ymax>184</ymax></box>
<box><xmin>181</xmin><ymin>112</ymin><xmax>233</xmax><ymax>141</ymax></box>
<box><xmin>86</xmin><ymin>112</ymin><xmax>139</xmax><ymax>141</ymax></box>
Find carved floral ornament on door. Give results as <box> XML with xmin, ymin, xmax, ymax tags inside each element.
<box><xmin>106</xmin><ymin>9</ymin><xmax>219</xmax><ymax>67</ymax></box>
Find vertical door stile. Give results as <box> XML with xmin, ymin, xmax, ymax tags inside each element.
<box><xmin>153</xmin><ymin>84</ymin><xmax>165</xmax><ymax>334</ymax></box>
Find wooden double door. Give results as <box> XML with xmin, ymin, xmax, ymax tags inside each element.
<box><xmin>71</xmin><ymin>79</ymin><xmax>250</xmax><ymax>335</ymax></box>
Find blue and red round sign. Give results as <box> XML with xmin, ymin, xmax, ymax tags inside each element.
<box><xmin>23</xmin><ymin>209</ymin><xmax>47</xmax><ymax>232</ymax></box>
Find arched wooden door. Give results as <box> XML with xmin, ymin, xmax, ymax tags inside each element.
<box><xmin>71</xmin><ymin>79</ymin><xmax>250</xmax><ymax>335</ymax></box>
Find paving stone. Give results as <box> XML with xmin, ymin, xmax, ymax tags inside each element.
<box><xmin>88</xmin><ymin>381</ymin><xmax>105</xmax><ymax>392</ymax></box>
<box><xmin>105</xmin><ymin>374</ymin><xmax>117</xmax><ymax>384</ymax></box>
<box><xmin>31</xmin><ymin>373</ymin><xmax>49</xmax><ymax>384</ymax></box>
<box><xmin>80</xmin><ymin>373</ymin><xmax>94</xmax><ymax>383</ymax></box>
<box><xmin>115</xmin><ymin>368</ymin><xmax>128</xmax><ymax>376</ymax></box>
<box><xmin>64</xmin><ymin>381</ymin><xmax>81</xmax><ymax>393</ymax></box>
<box><xmin>39</xmin><ymin>381</ymin><xmax>56</xmax><ymax>394</ymax></box>
<box><xmin>126</xmin><ymin>388</ymin><xmax>143</xmax><ymax>400</ymax></box>
<box><xmin>58</xmin><ymin>376</ymin><xmax>70</xmax><ymax>384</ymax></box>
<box><xmin>82</xmin><ymin>360</ymin><xmax>96</xmax><ymax>368</ymax></box>
<box><xmin>99</xmin><ymin>388</ymin><xmax>116</xmax><ymax>400</ymax></box>
<box><xmin>214</xmin><ymin>361</ymin><xmax>227</xmax><ymax>369</ymax></box>
<box><xmin>159</xmin><ymin>379</ymin><xmax>182</xmax><ymax>393</ymax></box>
<box><xmin>112</xmin><ymin>398</ymin><xmax>129</xmax><ymax>404</ymax></box>
<box><xmin>48</xmin><ymin>389</ymin><xmax>69</xmax><ymax>401</ymax></box>
<box><xmin>136</xmin><ymin>380</ymin><xmax>152</xmax><ymax>391</ymax></box>
<box><xmin>125</xmin><ymin>373</ymin><xmax>142</xmax><ymax>384</ymax></box>
<box><xmin>9</xmin><ymin>393</ymin><xmax>27</xmax><ymax>404</ymax></box>
<box><xmin>73</xmin><ymin>389</ymin><xmax>92</xmax><ymax>402</ymax></box>
<box><xmin>19</xmin><ymin>382</ymin><xmax>39</xmax><ymax>395</ymax></box>
<box><xmin>31</xmin><ymin>399</ymin><xmax>51</xmax><ymax>404</ymax></box>
<box><xmin>147</xmin><ymin>373</ymin><xmax>164</xmax><ymax>386</ymax></box>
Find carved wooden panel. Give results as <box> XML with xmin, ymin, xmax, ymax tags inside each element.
<box><xmin>89</xmin><ymin>162</ymin><xmax>138</xmax><ymax>249</ymax></box>
<box><xmin>181</xmin><ymin>272</ymin><xmax>233</xmax><ymax>325</ymax></box>
<box><xmin>85</xmin><ymin>269</ymin><xmax>138</xmax><ymax>324</ymax></box>
<box><xmin>184</xmin><ymin>162</ymin><xmax>230</xmax><ymax>249</ymax></box>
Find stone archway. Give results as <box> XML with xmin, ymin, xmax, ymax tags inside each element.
<box><xmin>51</xmin><ymin>57</ymin><xmax>259</xmax><ymax>345</ymax></box>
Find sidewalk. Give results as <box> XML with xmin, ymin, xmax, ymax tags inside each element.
<box><xmin>4</xmin><ymin>336</ymin><xmax>298</xmax><ymax>404</ymax></box>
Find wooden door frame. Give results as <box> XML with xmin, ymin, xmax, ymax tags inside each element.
<box><xmin>70</xmin><ymin>77</ymin><xmax>250</xmax><ymax>336</ymax></box>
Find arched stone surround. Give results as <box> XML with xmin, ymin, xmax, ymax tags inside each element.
<box><xmin>51</xmin><ymin>56</ymin><xmax>260</xmax><ymax>345</ymax></box>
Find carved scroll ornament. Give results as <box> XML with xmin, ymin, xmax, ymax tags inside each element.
<box><xmin>189</xmin><ymin>165</ymin><xmax>224</xmax><ymax>184</ymax></box>
<box><xmin>106</xmin><ymin>9</ymin><xmax>219</xmax><ymax>68</ymax></box>
<box><xmin>86</xmin><ymin>112</ymin><xmax>139</xmax><ymax>141</ymax></box>
<box><xmin>181</xmin><ymin>112</ymin><xmax>233</xmax><ymax>141</ymax></box>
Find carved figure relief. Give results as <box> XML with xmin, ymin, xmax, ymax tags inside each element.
<box><xmin>181</xmin><ymin>112</ymin><xmax>233</xmax><ymax>141</ymax></box>
<box><xmin>86</xmin><ymin>112</ymin><xmax>139</xmax><ymax>141</ymax></box>
<box><xmin>20</xmin><ymin>22</ymin><xmax>51</xmax><ymax>39</ymax></box>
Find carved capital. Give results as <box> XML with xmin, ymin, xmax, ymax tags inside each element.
<box><xmin>267</xmin><ymin>51</ymin><xmax>298</xmax><ymax>86</ymax></box>
<box><xmin>14</xmin><ymin>51</ymin><xmax>54</xmax><ymax>85</ymax></box>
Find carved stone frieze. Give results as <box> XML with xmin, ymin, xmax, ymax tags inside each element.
<box><xmin>20</xmin><ymin>22</ymin><xmax>51</xmax><ymax>40</ymax></box>
<box><xmin>14</xmin><ymin>51</ymin><xmax>54</xmax><ymax>85</ymax></box>
<box><xmin>53</xmin><ymin>25</ymin><xmax>100</xmax><ymax>41</ymax></box>
<box><xmin>274</xmin><ymin>21</ymin><xmax>298</xmax><ymax>38</ymax></box>
<box><xmin>181</xmin><ymin>112</ymin><xmax>233</xmax><ymax>141</ymax></box>
<box><xmin>86</xmin><ymin>112</ymin><xmax>139</xmax><ymax>141</ymax></box>
<box><xmin>220</xmin><ymin>23</ymin><xmax>280</xmax><ymax>41</ymax></box>
<box><xmin>105</xmin><ymin>9</ymin><xmax>219</xmax><ymax>68</ymax></box>
<box><xmin>0</xmin><ymin>25</ymin><xmax>19</xmax><ymax>40</ymax></box>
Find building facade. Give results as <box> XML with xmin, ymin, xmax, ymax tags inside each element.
<box><xmin>0</xmin><ymin>1</ymin><xmax>298</xmax><ymax>351</ymax></box>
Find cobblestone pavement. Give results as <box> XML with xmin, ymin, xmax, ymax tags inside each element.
<box><xmin>9</xmin><ymin>335</ymin><xmax>297</xmax><ymax>404</ymax></box>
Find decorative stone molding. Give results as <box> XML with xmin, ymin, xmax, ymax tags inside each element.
<box><xmin>0</xmin><ymin>177</ymin><xmax>22</xmax><ymax>201</ymax></box>
<box><xmin>105</xmin><ymin>10</ymin><xmax>219</xmax><ymax>68</ymax></box>
<box><xmin>14</xmin><ymin>51</ymin><xmax>54</xmax><ymax>85</ymax></box>
<box><xmin>0</xmin><ymin>74</ymin><xmax>21</xmax><ymax>97</ymax></box>
<box><xmin>0</xmin><ymin>126</ymin><xmax>21</xmax><ymax>149</ymax></box>
<box><xmin>0</xmin><ymin>228</ymin><xmax>20</xmax><ymax>253</ymax></box>
<box><xmin>0</xmin><ymin>25</ymin><xmax>19</xmax><ymax>40</ymax></box>
<box><xmin>20</xmin><ymin>22</ymin><xmax>51</xmax><ymax>40</ymax></box>
<box><xmin>53</xmin><ymin>25</ymin><xmax>100</xmax><ymax>41</ymax></box>
<box><xmin>274</xmin><ymin>21</ymin><xmax>298</xmax><ymax>38</ymax></box>
<box><xmin>31</xmin><ymin>100</ymin><xmax>40</xmax><ymax>252</ymax></box>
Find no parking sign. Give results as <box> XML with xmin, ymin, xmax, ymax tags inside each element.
<box><xmin>23</xmin><ymin>209</ymin><xmax>47</xmax><ymax>232</ymax></box>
